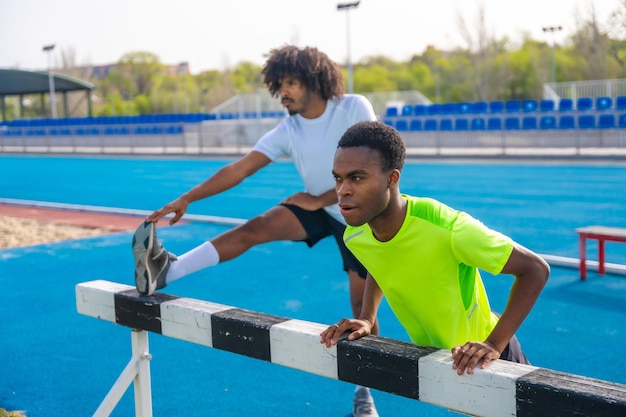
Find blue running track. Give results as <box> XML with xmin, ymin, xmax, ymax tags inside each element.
<box><xmin>1</xmin><ymin>155</ymin><xmax>625</xmax><ymax>417</ymax></box>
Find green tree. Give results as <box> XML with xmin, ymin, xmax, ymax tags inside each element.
<box><xmin>117</xmin><ymin>51</ymin><xmax>163</xmax><ymax>96</ymax></box>
<box><xmin>232</xmin><ymin>61</ymin><xmax>263</xmax><ymax>93</ymax></box>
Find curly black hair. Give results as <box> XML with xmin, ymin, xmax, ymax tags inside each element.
<box><xmin>338</xmin><ymin>121</ymin><xmax>406</xmax><ymax>172</ymax></box>
<box><xmin>261</xmin><ymin>45</ymin><xmax>345</xmax><ymax>100</ymax></box>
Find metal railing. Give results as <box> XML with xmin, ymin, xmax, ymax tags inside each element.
<box><xmin>546</xmin><ymin>78</ymin><xmax>626</xmax><ymax>101</ymax></box>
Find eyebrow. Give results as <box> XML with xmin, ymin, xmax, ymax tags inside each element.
<box><xmin>333</xmin><ymin>168</ymin><xmax>368</xmax><ymax>177</ymax></box>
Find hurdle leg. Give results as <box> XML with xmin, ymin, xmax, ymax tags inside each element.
<box><xmin>598</xmin><ymin>238</ymin><xmax>606</xmax><ymax>275</ymax></box>
<box><xmin>132</xmin><ymin>330</ymin><xmax>153</xmax><ymax>417</ymax></box>
<box><xmin>93</xmin><ymin>329</ymin><xmax>153</xmax><ymax>417</ymax></box>
<box><xmin>578</xmin><ymin>234</ymin><xmax>587</xmax><ymax>280</ymax></box>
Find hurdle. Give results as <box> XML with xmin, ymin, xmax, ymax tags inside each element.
<box><xmin>76</xmin><ymin>280</ymin><xmax>626</xmax><ymax>417</ymax></box>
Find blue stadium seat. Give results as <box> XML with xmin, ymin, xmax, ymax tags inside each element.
<box><xmin>578</xmin><ymin>115</ymin><xmax>595</xmax><ymax>129</ymax></box>
<box><xmin>427</xmin><ymin>104</ymin><xmax>443</xmax><ymax>115</ymax></box>
<box><xmin>382</xmin><ymin>119</ymin><xmax>394</xmax><ymax>127</ymax></box>
<box><xmin>577</xmin><ymin>97</ymin><xmax>593</xmax><ymax>111</ymax></box>
<box><xmin>559</xmin><ymin>99</ymin><xmax>573</xmax><ymax>112</ymax></box>
<box><xmin>616</xmin><ymin>96</ymin><xmax>626</xmax><ymax>111</ymax></box>
<box><xmin>443</xmin><ymin>103</ymin><xmax>455</xmax><ymax>114</ymax></box>
<box><xmin>424</xmin><ymin>119</ymin><xmax>438</xmax><ymax>131</ymax></box>
<box><xmin>458</xmin><ymin>102</ymin><xmax>472</xmax><ymax>113</ymax></box>
<box><xmin>471</xmin><ymin>102</ymin><xmax>488</xmax><ymax>113</ymax></box>
<box><xmin>598</xmin><ymin>114</ymin><xmax>615</xmax><ymax>129</ymax></box>
<box><xmin>559</xmin><ymin>115</ymin><xmax>575</xmax><ymax>129</ymax></box>
<box><xmin>385</xmin><ymin>107</ymin><xmax>398</xmax><ymax>117</ymax></box>
<box><xmin>489</xmin><ymin>101</ymin><xmax>504</xmax><ymax>113</ymax></box>
<box><xmin>401</xmin><ymin>105</ymin><xmax>414</xmax><ymax>116</ymax></box>
<box><xmin>409</xmin><ymin>119</ymin><xmax>422</xmax><ymax>131</ymax></box>
<box><xmin>487</xmin><ymin>117</ymin><xmax>502</xmax><ymax>130</ymax></box>
<box><xmin>619</xmin><ymin>114</ymin><xmax>626</xmax><ymax>128</ymax></box>
<box><xmin>454</xmin><ymin>118</ymin><xmax>469</xmax><ymax>131</ymax></box>
<box><xmin>440</xmin><ymin>118</ymin><xmax>453</xmax><ymax>131</ymax></box>
<box><xmin>522</xmin><ymin>116</ymin><xmax>537</xmax><ymax>130</ymax></box>
<box><xmin>596</xmin><ymin>97</ymin><xmax>612</xmax><ymax>111</ymax></box>
<box><xmin>504</xmin><ymin>117</ymin><xmax>520</xmax><ymax>130</ymax></box>
<box><xmin>395</xmin><ymin>119</ymin><xmax>408</xmax><ymax>132</ymax></box>
<box><xmin>170</xmin><ymin>125</ymin><xmax>184</xmax><ymax>134</ymax></box>
<box><xmin>539</xmin><ymin>100</ymin><xmax>555</xmax><ymax>112</ymax></box>
<box><xmin>470</xmin><ymin>118</ymin><xmax>486</xmax><ymax>130</ymax></box>
<box><xmin>413</xmin><ymin>105</ymin><xmax>427</xmax><ymax>115</ymax></box>
<box><xmin>505</xmin><ymin>100</ymin><xmax>521</xmax><ymax>112</ymax></box>
<box><xmin>539</xmin><ymin>116</ymin><xmax>556</xmax><ymax>129</ymax></box>
<box><xmin>523</xmin><ymin>100</ymin><xmax>538</xmax><ymax>112</ymax></box>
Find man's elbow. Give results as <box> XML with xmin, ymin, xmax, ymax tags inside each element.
<box><xmin>534</xmin><ymin>255</ymin><xmax>551</xmax><ymax>288</ymax></box>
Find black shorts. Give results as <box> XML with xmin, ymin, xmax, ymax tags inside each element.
<box><xmin>282</xmin><ymin>203</ymin><xmax>367</xmax><ymax>279</ymax></box>
<box><xmin>500</xmin><ymin>334</ymin><xmax>530</xmax><ymax>365</ymax></box>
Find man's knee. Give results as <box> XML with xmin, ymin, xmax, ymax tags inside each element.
<box><xmin>238</xmin><ymin>215</ymin><xmax>274</xmax><ymax>243</ymax></box>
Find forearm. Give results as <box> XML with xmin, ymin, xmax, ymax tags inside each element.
<box><xmin>181</xmin><ymin>164</ymin><xmax>247</xmax><ymax>204</ymax></box>
<box><xmin>181</xmin><ymin>151</ymin><xmax>269</xmax><ymax>204</ymax></box>
<box><xmin>358</xmin><ymin>275</ymin><xmax>383</xmax><ymax>325</ymax></box>
<box><xmin>486</xmin><ymin>274</ymin><xmax>547</xmax><ymax>352</ymax></box>
<box><xmin>316</xmin><ymin>188</ymin><xmax>339</xmax><ymax>208</ymax></box>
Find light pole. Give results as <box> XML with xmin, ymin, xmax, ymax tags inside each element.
<box><xmin>337</xmin><ymin>1</ymin><xmax>360</xmax><ymax>94</ymax></box>
<box><xmin>178</xmin><ymin>62</ymin><xmax>189</xmax><ymax>113</ymax></box>
<box><xmin>542</xmin><ymin>25</ymin><xmax>562</xmax><ymax>84</ymax></box>
<box><xmin>42</xmin><ymin>44</ymin><xmax>57</xmax><ymax>118</ymax></box>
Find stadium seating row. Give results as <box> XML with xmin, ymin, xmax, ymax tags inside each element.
<box><xmin>384</xmin><ymin>113</ymin><xmax>626</xmax><ymax>132</ymax></box>
<box><xmin>0</xmin><ymin>111</ymin><xmax>287</xmax><ymax>127</ymax></box>
<box><xmin>0</xmin><ymin>125</ymin><xmax>185</xmax><ymax>137</ymax></box>
<box><xmin>385</xmin><ymin>96</ymin><xmax>626</xmax><ymax>117</ymax></box>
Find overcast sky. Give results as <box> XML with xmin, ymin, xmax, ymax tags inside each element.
<box><xmin>0</xmin><ymin>0</ymin><xmax>618</xmax><ymax>74</ymax></box>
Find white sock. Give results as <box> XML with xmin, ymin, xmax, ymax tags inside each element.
<box><xmin>165</xmin><ymin>241</ymin><xmax>220</xmax><ymax>284</ymax></box>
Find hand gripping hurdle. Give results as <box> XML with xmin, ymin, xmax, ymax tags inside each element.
<box><xmin>76</xmin><ymin>280</ymin><xmax>626</xmax><ymax>417</ymax></box>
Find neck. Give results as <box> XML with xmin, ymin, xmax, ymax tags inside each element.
<box><xmin>300</xmin><ymin>94</ymin><xmax>328</xmax><ymax>119</ymax></box>
<box><xmin>369</xmin><ymin>193</ymin><xmax>407</xmax><ymax>242</ymax></box>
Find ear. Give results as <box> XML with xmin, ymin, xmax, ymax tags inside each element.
<box><xmin>388</xmin><ymin>169</ymin><xmax>401</xmax><ymax>188</ymax></box>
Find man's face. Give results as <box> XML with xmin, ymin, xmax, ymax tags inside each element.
<box><xmin>332</xmin><ymin>146</ymin><xmax>391</xmax><ymax>227</ymax></box>
<box><xmin>279</xmin><ymin>76</ymin><xmax>312</xmax><ymax>116</ymax></box>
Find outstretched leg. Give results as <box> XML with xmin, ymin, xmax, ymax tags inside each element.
<box><xmin>212</xmin><ymin>205</ymin><xmax>307</xmax><ymax>261</ymax></box>
<box><xmin>162</xmin><ymin>205</ymin><xmax>307</xmax><ymax>285</ymax></box>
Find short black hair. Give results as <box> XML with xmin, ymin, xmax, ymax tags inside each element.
<box><xmin>261</xmin><ymin>45</ymin><xmax>345</xmax><ymax>100</ymax></box>
<box><xmin>338</xmin><ymin>121</ymin><xmax>406</xmax><ymax>172</ymax></box>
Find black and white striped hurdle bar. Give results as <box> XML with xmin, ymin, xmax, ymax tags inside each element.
<box><xmin>76</xmin><ymin>280</ymin><xmax>626</xmax><ymax>417</ymax></box>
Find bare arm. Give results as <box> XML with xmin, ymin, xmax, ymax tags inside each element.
<box><xmin>147</xmin><ymin>151</ymin><xmax>271</xmax><ymax>224</ymax></box>
<box><xmin>451</xmin><ymin>244</ymin><xmax>550</xmax><ymax>374</ymax></box>
<box><xmin>320</xmin><ymin>273</ymin><xmax>383</xmax><ymax>346</ymax></box>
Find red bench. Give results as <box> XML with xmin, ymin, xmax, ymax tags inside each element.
<box><xmin>576</xmin><ymin>226</ymin><xmax>626</xmax><ymax>280</ymax></box>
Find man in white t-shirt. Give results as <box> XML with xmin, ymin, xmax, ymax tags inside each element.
<box><xmin>132</xmin><ymin>45</ymin><xmax>380</xmax><ymax>417</ymax></box>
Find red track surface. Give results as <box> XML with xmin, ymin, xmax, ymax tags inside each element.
<box><xmin>0</xmin><ymin>204</ymin><xmax>170</xmax><ymax>231</ymax></box>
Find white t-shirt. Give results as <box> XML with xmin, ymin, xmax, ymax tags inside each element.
<box><xmin>252</xmin><ymin>94</ymin><xmax>377</xmax><ymax>223</ymax></box>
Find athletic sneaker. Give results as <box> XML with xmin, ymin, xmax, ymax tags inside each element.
<box><xmin>132</xmin><ymin>221</ymin><xmax>177</xmax><ymax>296</ymax></box>
<box><xmin>353</xmin><ymin>387</ymin><xmax>379</xmax><ymax>417</ymax></box>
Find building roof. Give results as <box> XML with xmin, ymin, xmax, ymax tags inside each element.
<box><xmin>0</xmin><ymin>68</ymin><xmax>95</xmax><ymax>96</ymax></box>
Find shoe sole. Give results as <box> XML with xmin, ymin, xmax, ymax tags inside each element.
<box><xmin>132</xmin><ymin>221</ymin><xmax>157</xmax><ymax>295</ymax></box>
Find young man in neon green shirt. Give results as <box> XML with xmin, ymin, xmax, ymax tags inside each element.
<box><xmin>321</xmin><ymin>121</ymin><xmax>550</xmax><ymax>375</ymax></box>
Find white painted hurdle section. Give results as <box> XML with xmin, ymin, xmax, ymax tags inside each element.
<box><xmin>76</xmin><ymin>280</ymin><xmax>626</xmax><ymax>417</ymax></box>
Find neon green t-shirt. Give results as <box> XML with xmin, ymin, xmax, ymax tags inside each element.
<box><xmin>343</xmin><ymin>195</ymin><xmax>514</xmax><ymax>349</ymax></box>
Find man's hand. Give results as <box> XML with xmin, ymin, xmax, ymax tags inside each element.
<box><xmin>146</xmin><ymin>197</ymin><xmax>190</xmax><ymax>225</ymax></box>
<box><xmin>282</xmin><ymin>192</ymin><xmax>323</xmax><ymax>211</ymax></box>
<box><xmin>450</xmin><ymin>341</ymin><xmax>501</xmax><ymax>375</ymax></box>
<box><xmin>319</xmin><ymin>318</ymin><xmax>373</xmax><ymax>348</ymax></box>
